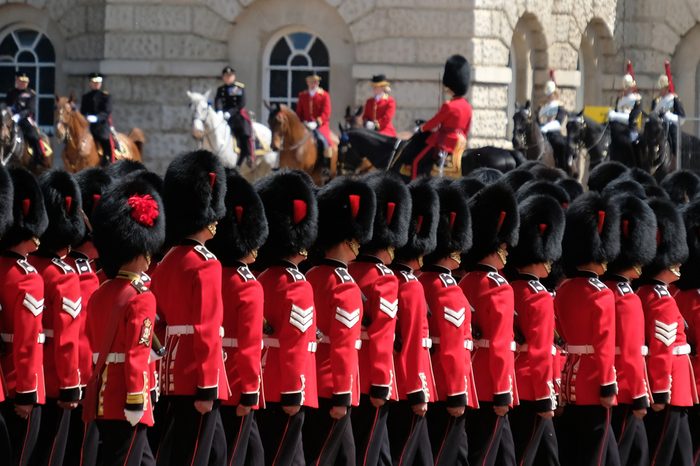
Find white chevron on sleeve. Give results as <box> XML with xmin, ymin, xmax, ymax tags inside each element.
<box><xmin>335</xmin><ymin>307</ymin><xmax>360</xmax><ymax>329</ymax></box>
<box><xmin>61</xmin><ymin>297</ymin><xmax>82</xmax><ymax>319</ymax></box>
<box><xmin>379</xmin><ymin>297</ymin><xmax>398</xmax><ymax>318</ymax></box>
<box><xmin>23</xmin><ymin>293</ymin><xmax>44</xmax><ymax>316</ymax></box>
<box><xmin>289</xmin><ymin>304</ymin><xmax>314</xmax><ymax>332</ymax></box>
<box><xmin>654</xmin><ymin>320</ymin><xmax>678</xmax><ymax>347</ymax></box>
<box><xmin>444</xmin><ymin>306</ymin><xmax>466</xmax><ymax>327</ymax></box>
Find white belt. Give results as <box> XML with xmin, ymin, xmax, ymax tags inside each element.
<box><xmin>222</xmin><ymin>338</ymin><xmax>238</xmax><ymax>348</ymax></box>
<box><xmin>92</xmin><ymin>352</ymin><xmax>125</xmax><ymax>364</ymax></box>
<box><xmin>672</xmin><ymin>344</ymin><xmax>691</xmax><ymax>356</ymax></box>
<box><xmin>516</xmin><ymin>344</ymin><xmax>558</xmax><ymax>356</ymax></box>
<box><xmin>167</xmin><ymin>325</ymin><xmax>225</xmax><ymax>338</ymax></box>
<box><xmin>431</xmin><ymin>337</ymin><xmax>473</xmax><ymax>351</ymax></box>
<box><xmin>566</xmin><ymin>344</ymin><xmax>595</xmax><ymax>355</ymax></box>
<box><xmin>421</xmin><ymin>337</ymin><xmax>432</xmax><ymax>349</ymax></box>
<box><xmin>318</xmin><ymin>335</ymin><xmax>362</xmax><ymax>350</ymax></box>
<box><xmin>614</xmin><ymin>345</ymin><xmax>649</xmax><ymax>356</ymax></box>
<box><xmin>43</xmin><ymin>329</ymin><xmax>54</xmax><ymax>338</ymax></box>
<box><xmin>263</xmin><ymin>337</ymin><xmax>317</xmax><ymax>353</ymax></box>
<box><xmin>476</xmin><ymin>339</ymin><xmax>516</xmax><ymax>351</ymax></box>
<box><xmin>0</xmin><ymin>332</ymin><xmax>45</xmax><ymax>344</ymax></box>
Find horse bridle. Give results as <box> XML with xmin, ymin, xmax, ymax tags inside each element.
<box><xmin>273</xmin><ymin>112</ymin><xmax>312</xmax><ymax>152</ymax></box>
<box><xmin>0</xmin><ymin>110</ymin><xmax>19</xmax><ymax>165</ymax></box>
<box><xmin>191</xmin><ymin>103</ymin><xmax>234</xmax><ymax>156</ymax></box>
<box><xmin>513</xmin><ymin>109</ymin><xmax>546</xmax><ymax>159</ymax></box>
<box><xmin>56</xmin><ymin>103</ymin><xmax>75</xmax><ymax>144</ymax></box>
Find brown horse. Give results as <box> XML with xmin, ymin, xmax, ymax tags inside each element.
<box><xmin>0</xmin><ymin>104</ymin><xmax>53</xmax><ymax>174</ymax></box>
<box><xmin>54</xmin><ymin>96</ymin><xmax>145</xmax><ymax>173</ymax></box>
<box><xmin>267</xmin><ymin>103</ymin><xmax>337</xmax><ymax>185</ymax></box>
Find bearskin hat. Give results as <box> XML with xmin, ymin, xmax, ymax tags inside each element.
<box><xmin>678</xmin><ymin>199</ymin><xmax>700</xmax><ymax>289</ymax></box>
<box><xmin>628</xmin><ymin>167</ymin><xmax>657</xmax><ymax>188</ymax></box>
<box><xmin>465</xmin><ymin>167</ymin><xmax>502</xmax><ymax>185</ymax></box>
<box><xmin>661</xmin><ymin>170</ymin><xmax>700</xmax><ymax>205</ymax></box>
<box><xmin>501</xmin><ymin>169</ymin><xmax>535</xmax><ymax>193</ymax></box>
<box><xmin>561</xmin><ymin>191</ymin><xmax>620</xmax><ymax>272</ymax></box>
<box><xmin>442</xmin><ymin>54</ymin><xmax>470</xmax><ymax>96</ymax></box>
<box><xmin>530</xmin><ymin>165</ymin><xmax>567</xmax><ymax>182</ymax></box>
<box><xmin>643</xmin><ymin>197</ymin><xmax>688</xmax><ymax>277</ymax></box>
<box><xmin>0</xmin><ymin>165</ymin><xmax>13</xmax><ymax>240</ymax></box>
<box><xmin>465</xmin><ymin>182</ymin><xmax>519</xmax><ymax>263</ymax></box>
<box><xmin>0</xmin><ymin>168</ymin><xmax>47</xmax><ymax>248</ymax></box>
<box><xmin>395</xmin><ymin>177</ymin><xmax>439</xmax><ymax>261</ymax></box>
<box><xmin>508</xmin><ymin>194</ymin><xmax>565</xmax><ymax>268</ymax></box>
<box><xmin>424</xmin><ymin>179</ymin><xmax>471</xmax><ymax>264</ymax></box>
<box><xmin>105</xmin><ymin>159</ymin><xmax>147</xmax><ymax>180</ymax></box>
<box><xmin>587</xmin><ymin>161</ymin><xmax>628</xmax><ymax>192</ymax></box>
<box><xmin>645</xmin><ymin>185</ymin><xmax>670</xmax><ymax>200</ymax></box>
<box><xmin>92</xmin><ymin>175</ymin><xmax>165</xmax><ymax>279</ymax></box>
<box><xmin>315</xmin><ymin>176</ymin><xmax>376</xmax><ymax>251</ymax></box>
<box><xmin>518</xmin><ymin>161</ymin><xmax>545</xmax><ymax>172</ymax></box>
<box><xmin>556</xmin><ymin>178</ymin><xmax>583</xmax><ymax>202</ymax></box>
<box><xmin>453</xmin><ymin>177</ymin><xmax>485</xmax><ymax>198</ymax></box>
<box><xmin>163</xmin><ymin>150</ymin><xmax>226</xmax><ymax>242</ymax></box>
<box><xmin>255</xmin><ymin>170</ymin><xmax>318</xmax><ymax>260</ymax></box>
<box><xmin>607</xmin><ymin>194</ymin><xmax>657</xmax><ymax>273</ymax></box>
<box><xmin>38</xmin><ymin>170</ymin><xmax>85</xmax><ymax>252</ymax></box>
<box><xmin>516</xmin><ymin>180</ymin><xmax>570</xmax><ymax>209</ymax></box>
<box><xmin>362</xmin><ymin>172</ymin><xmax>411</xmax><ymax>251</ymax></box>
<box><xmin>206</xmin><ymin>169</ymin><xmax>268</xmax><ymax>266</ymax></box>
<box><xmin>74</xmin><ymin>168</ymin><xmax>112</xmax><ymax>245</ymax></box>
<box><xmin>602</xmin><ymin>177</ymin><xmax>647</xmax><ymax>200</ymax></box>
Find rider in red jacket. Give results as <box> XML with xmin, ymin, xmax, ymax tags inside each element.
<box><xmin>362</xmin><ymin>74</ymin><xmax>396</xmax><ymax>137</ymax></box>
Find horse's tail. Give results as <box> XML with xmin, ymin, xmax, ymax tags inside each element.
<box><xmin>128</xmin><ymin>128</ymin><xmax>146</xmax><ymax>153</ymax></box>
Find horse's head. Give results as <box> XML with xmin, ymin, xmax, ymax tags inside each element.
<box><xmin>343</xmin><ymin>105</ymin><xmax>363</xmax><ymax>130</ymax></box>
<box><xmin>187</xmin><ymin>90</ymin><xmax>211</xmax><ymax>140</ymax></box>
<box><xmin>644</xmin><ymin>113</ymin><xmax>667</xmax><ymax>146</ymax></box>
<box><xmin>54</xmin><ymin>95</ymin><xmax>78</xmax><ymax>142</ymax></box>
<box><xmin>0</xmin><ymin>104</ymin><xmax>13</xmax><ymax>143</ymax></box>
<box><xmin>266</xmin><ymin>103</ymin><xmax>286</xmax><ymax>151</ymax></box>
<box><xmin>512</xmin><ymin>101</ymin><xmax>532</xmax><ymax>150</ymax></box>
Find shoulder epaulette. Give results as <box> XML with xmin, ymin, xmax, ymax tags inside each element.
<box><xmin>587</xmin><ymin>277</ymin><xmax>606</xmax><ymax>291</ymax></box>
<box><xmin>234</xmin><ymin>81</ymin><xmax>245</xmax><ymax>88</ymax></box>
<box><xmin>617</xmin><ymin>282</ymin><xmax>634</xmax><ymax>296</ymax></box>
<box><xmin>74</xmin><ymin>258</ymin><xmax>93</xmax><ymax>274</ymax></box>
<box><xmin>528</xmin><ymin>280</ymin><xmax>546</xmax><ymax>293</ymax></box>
<box><xmin>286</xmin><ymin>267</ymin><xmax>306</xmax><ymax>282</ymax></box>
<box><xmin>193</xmin><ymin>244</ymin><xmax>216</xmax><ymax>261</ymax></box>
<box><xmin>140</xmin><ymin>272</ymin><xmax>151</xmax><ymax>284</ymax></box>
<box><xmin>439</xmin><ymin>272</ymin><xmax>457</xmax><ymax>287</ymax></box>
<box><xmin>400</xmin><ymin>270</ymin><xmax>417</xmax><ymax>282</ymax></box>
<box><xmin>16</xmin><ymin>258</ymin><xmax>37</xmax><ymax>274</ymax></box>
<box><xmin>654</xmin><ymin>284</ymin><xmax>670</xmax><ymax>299</ymax></box>
<box><xmin>335</xmin><ymin>267</ymin><xmax>354</xmax><ymax>284</ymax></box>
<box><xmin>487</xmin><ymin>271</ymin><xmax>507</xmax><ymax>287</ymax></box>
<box><xmin>51</xmin><ymin>257</ymin><xmax>75</xmax><ymax>274</ymax></box>
<box><xmin>130</xmin><ymin>278</ymin><xmax>149</xmax><ymax>294</ymax></box>
<box><xmin>376</xmin><ymin>263</ymin><xmax>394</xmax><ymax>276</ymax></box>
<box><xmin>237</xmin><ymin>265</ymin><xmax>255</xmax><ymax>282</ymax></box>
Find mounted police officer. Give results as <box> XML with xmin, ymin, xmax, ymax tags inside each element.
<box><xmin>652</xmin><ymin>60</ymin><xmax>685</xmax><ymax>158</ymax></box>
<box><xmin>80</xmin><ymin>73</ymin><xmax>115</xmax><ymax>166</ymax></box>
<box><xmin>214</xmin><ymin>66</ymin><xmax>255</xmax><ymax>165</ymax></box>
<box><xmin>4</xmin><ymin>71</ymin><xmax>45</xmax><ymax>165</ymax></box>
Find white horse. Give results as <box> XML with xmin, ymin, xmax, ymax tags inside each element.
<box><xmin>187</xmin><ymin>90</ymin><xmax>277</xmax><ymax>181</ymax></box>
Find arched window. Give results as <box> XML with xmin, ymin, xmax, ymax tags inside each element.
<box><xmin>0</xmin><ymin>28</ymin><xmax>55</xmax><ymax>132</ymax></box>
<box><xmin>265</xmin><ymin>32</ymin><xmax>329</xmax><ymax>112</ymax></box>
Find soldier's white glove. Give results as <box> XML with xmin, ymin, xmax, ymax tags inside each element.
<box><xmin>305</xmin><ymin>121</ymin><xmax>318</xmax><ymax>131</ymax></box>
<box><xmin>223</xmin><ymin>112</ymin><xmax>231</xmax><ymax>121</ymax></box>
<box><xmin>11</xmin><ymin>114</ymin><xmax>19</xmax><ymax>123</ymax></box>
<box><xmin>364</xmin><ymin>121</ymin><xmax>376</xmax><ymax>131</ymax></box>
<box><xmin>86</xmin><ymin>115</ymin><xmax>98</xmax><ymax>123</ymax></box>
<box><xmin>663</xmin><ymin>112</ymin><xmax>679</xmax><ymax>124</ymax></box>
<box><xmin>124</xmin><ymin>409</ymin><xmax>143</xmax><ymax>427</ymax></box>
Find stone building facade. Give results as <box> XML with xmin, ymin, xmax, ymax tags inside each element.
<box><xmin>1</xmin><ymin>0</ymin><xmax>700</xmax><ymax>173</ymax></box>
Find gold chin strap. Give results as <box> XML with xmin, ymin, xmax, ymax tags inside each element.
<box><xmin>544</xmin><ymin>261</ymin><xmax>552</xmax><ymax>274</ymax></box>
<box><xmin>633</xmin><ymin>264</ymin><xmax>643</xmax><ymax>276</ymax></box>
<box><xmin>206</xmin><ymin>222</ymin><xmax>217</xmax><ymax>237</ymax></box>
<box><xmin>145</xmin><ymin>253</ymin><xmax>152</xmax><ymax>268</ymax></box>
<box><xmin>117</xmin><ymin>270</ymin><xmax>142</xmax><ymax>281</ymax></box>
<box><xmin>417</xmin><ymin>256</ymin><xmax>424</xmax><ymax>269</ymax></box>
<box><xmin>600</xmin><ymin>262</ymin><xmax>608</xmax><ymax>274</ymax></box>
<box><xmin>299</xmin><ymin>248</ymin><xmax>308</xmax><ymax>258</ymax></box>
<box><xmin>669</xmin><ymin>265</ymin><xmax>681</xmax><ymax>278</ymax></box>
<box><xmin>497</xmin><ymin>247</ymin><xmax>507</xmax><ymax>266</ymax></box>
<box><xmin>449</xmin><ymin>251</ymin><xmax>461</xmax><ymax>265</ymax></box>
<box><xmin>32</xmin><ymin>237</ymin><xmax>40</xmax><ymax>248</ymax></box>
<box><xmin>251</xmin><ymin>249</ymin><xmax>258</xmax><ymax>260</ymax></box>
<box><xmin>387</xmin><ymin>246</ymin><xmax>395</xmax><ymax>262</ymax></box>
<box><xmin>347</xmin><ymin>239</ymin><xmax>360</xmax><ymax>257</ymax></box>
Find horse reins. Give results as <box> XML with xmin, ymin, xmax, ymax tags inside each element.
<box><xmin>275</xmin><ymin>112</ymin><xmax>312</xmax><ymax>152</ymax></box>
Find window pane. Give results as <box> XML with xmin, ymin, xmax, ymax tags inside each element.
<box><xmin>269</xmin><ymin>70</ymin><xmax>287</xmax><ymax>98</ymax></box>
<box><xmin>289</xmin><ymin>32</ymin><xmax>311</xmax><ymax>51</ymax></box>
<box><xmin>292</xmin><ymin>70</ymin><xmax>308</xmax><ymax>98</ymax></box>
<box><xmin>318</xmin><ymin>71</ymin><xmax>330</xmax><ymax>90</ymax></box>
<box><xmin>290</xmin><ymin>55</ymin><xmax>308</xmax><ymax>67</ymax></box>
<box><xmin>0</xmin><ymin>65</ymin><xmax>14</xmax><ymax>90</ymax></box>
<box><xmin>0</xmin><ymin>35</ymin><xmax>18</xmax><ymax>58</ymax></box>
<box><xmin>40</xmin><ymin>67</ymin><xmax>55</xmax><ymax>93</ymax></box>
<box><xmin>308</xmin><ymin>38</ymin><xmax>329</xmax><ymax>67</ymax></box>
<box><xmin>18</xmin><ymin>51</ymin><xmax>35</xmax><ymax>63</ymax></box>
<box><xmin>38</xmin><ymin>97</ymin><xmax>54</xmax><ymax>126</ymax></box>
<box><xmin>269</xmin><ymin>38</ymin><xmax>291</xmax><ymax>66</ymax></box>
<box><xmin>36</xmin><ymin>36</ymin><xmax>55</xmax><ymax>62</ymax></box>
<box><xmin>18</xmin><ymin>67</ymin><xmax>36</xmax><ymax>84</ymax></box>
<box><xmin>15</xmin><ymin>30</ymin><xmax>38</xmax><ymax>47</ymax></box>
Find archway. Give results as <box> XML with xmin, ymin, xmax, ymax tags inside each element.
<box><xmin>673</xmin><ymin>24</ymin><xmax>700</xmax><ymax>137</ymax></box>
<box><xmin>577</xmin><ymin>19</ymin><xmax>615</xmax><ymax>109</ymax></box>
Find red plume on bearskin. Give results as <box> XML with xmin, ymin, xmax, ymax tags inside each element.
<box><xmin>664</xmin><ymin>59</ymin><xmax>675</xmax><ymax>93</ymax></box>
<box><xmin>64</xmin><ymin>195</ymin><xmax>73</xmax><ymax>213</ymax></box>
<box><xmin>644</xmin><ymin>197</ymin><xmax>688</xmax><ymax>277</ymax></box>
<box><xmin>38</xmin><ymin>170</ymin><xmax>85</xmax><ymax>252</ymax></box>
<box><xmin>607</xmin><ymin>194</ymin><xmax>656</xmax><ymax>274</ymax></box>
<box><xmin>362</xmin><ymin>172</ymin><xmax>411</xmax><ymax>250</ymax></box>
<box><xmin>386</xmin><ymin>202</ymin><xmax>396</xmax><ymax>225</ymax></box>
<box><xmin>348</xmin><ymin>194</ymin><xmax>360</xmax><ymax>220</ymax></box>
<box><xmin>424</xmin><ymin>178</ymin><xmax>471</xmax><ymax>265</ymax></box>
<box><xmin>234</xmin><ymin>205</ymin><xmax>244</xmax><ymax>223</ymax></box>
<box><xmin>508</xmin><ymin>194</ymin><xmax>564</xmax><ymax>268</ymax></box>
<box><xmin>597</xmin><ymin>210</ymin><xmax>605</xmax><ymax>234</ymax></box>
<box><xmin>292</xmin><ymin>199</ymin><xmax>307</xmax><ymax>225</ymax></box>
<box><xmin>396</xmin><ymin>177</ymin><xmax>439</xmax><ymax>262</ymax></box>
<box><xmin>22</xmin><ymin>198</ymin><xmax>31</xmax><ymax>218</ymax></box>
<box><xmin>0</xmin><ymin>168</ymin><xmax>48</xmax><ymax>248</ymax></box>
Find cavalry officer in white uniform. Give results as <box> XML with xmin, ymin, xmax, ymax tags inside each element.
<box><xmin>608</xmin><ymin>61</ymin><xmax>643</xmax><ymax>142</ymax></box>
<box><xmin>652</xmin><ymin>60</ymin><xmax>685</xmax><ymax>157</ymax></box>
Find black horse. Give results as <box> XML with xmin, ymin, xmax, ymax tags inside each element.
<box><xmin>566</xmin><ymin>112</ymin><xmax>611</xmax><ymax>184</ymax></box>
<box><xmin>337</xmin><ymin>126</ymin><xmax>408</xmax><ymax>174</ymax></box>
<box><xmin>638</xmin><ymin>113</ymin><xmax>675</xmax><ymax>181</ymax></box>
<box><xmin>512</xmin><ymin>101</ymin><xmax>558</xmax><ymax>169</ymax></box>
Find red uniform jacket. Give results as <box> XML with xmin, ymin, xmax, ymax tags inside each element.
<box><xmin>422</xmin><ymin>97</ymin><xmax>472</xmax><ymax>153</ymax></box>
<box><xmin>362</xmin><ymin>95</ymin><xmax>396</xmax><ymax>137</ymax></box>
<box><xmin>69</xmin><ymin>248</ymin><xmax>100</xmax><ymax>386</ymax></box>
<box><xmin>221</xmin><ymin>263</ymin><xmax>263</xmax><ymax>407</ymax></box>
<box><xmin>420</xmin><ymin>265</ymin><xmax>477</xmax><ymax>408</ymax></box>
<box><xmin>296</xmin><ymin>88</ymin><xmax>333</xmax><ymax>144</ymax></box>
<box><xmin>554</xmin><ymin>271</ymin><xmax>617</xmax><ymax>405</ymax></box>
<box><xmin>307</xmin><ymin>259</ymin><xmax>362</xmax><ymax>407</ymax></box>
<box><xmin>511</xmin><ymin>274</ymin><xmax>556</xmax><ymax>412</ymax></box>
<box><xmin>391</xmin><ymin>263</ymin><xmax>437</xmax><ymax>405</ymax></box>
<box><xmin>88</xmin><ymin>274</ymin><xmax>155</xmax><ymax>425</ymax></box>
<box><xmin>459</xmin><ymin>264</ymin><xmax>517</xmax><ymax>406</ymax></box>
<box><xmin>31</xmin><ymin>254</ymin><xmax>83</xmax><ymax>401</ymax></box>
<box><xmin>638</xmin><ymin>281</ymin><xmax>697</xmax><ymax>407</ymax></box>
<box><xmin>0</xmin><ymin>252</ymin><xmax>45</xmax><ymax>404</ymax></box>
<box><xmin>151</xmin><ymin>241</ymin><xmax>228</xmax><ymax>400</ymax></box>
<box><xmin>674</xmin><ymin>287</ymin><xmax>700</xmax><ymax>400</ymax></box>
<box><xmin>257</xmin><ymin>261</ymin><xmax>318</xmax><ymax>407</ymax></box>
<box><xmin>349</xmin><ymin>256</ymin><xmax>399</xmax><ymax>400</ymax></box>
<box><xmin>604</xmin><ymin>276</ymin><xmax>650</xmax><ymax>409</ymax></box>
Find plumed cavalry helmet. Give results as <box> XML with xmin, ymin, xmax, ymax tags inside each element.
<box><xmin>544</xmin><ymin>69</ymin><xmax>557</xmax><ymax>97</ymax></box>
<box><xmin>0</xmin><ymin>168</ymin><xmax>47</xmax><ymax>248</ymax></box>
<box><xmin>163</xmin><ymin>150</ymin><xmax>226</xmax><ymax>243</ymax></box>
<box><xmin>643</xmin><ymin>197</ymin><xmax>688</xmax><ymax>278</ymax></box>
<box><xmin>607</xmin><ymin>194</ymin><xmax>657</xmax><ymax>274</ymax></box>
<box><xmin>395</xmin><ymin>177</ymin><xmax>440</xmax><ymax>262</ymax></box>
<box><xmin>442</xmin><ymin>54</ymin><xmax>471</xmax><ymax>97</ymax></box>
<box><xmin>623</xmin><ymin>60</ymin><xmax>637</xmax><ymax>90</ymax></box>
<box><xmin>424</xmin><ymin>178</ymin><xmax>471</xmax><ymax>265</ymax></box>
<box><xmin>361</xmin><ymin>172</ymin><xmax>411</xmax><ymax>252</ymax></box>
<box><xmin>206</xmin><ymin>169</ymin><xmax>268</xmax><ymax>266</ymax></box>
<box><xmin>92</xmin><ymin>174</ymin><xmax>165</xmax><ymax>279</ymax></box>
<box><xmin>314</xmin><ymin>176</ymin><xmax>376</xmax><ymax>252</ymax></box>
<box><xmin>255</xmin><ymin>169</ymin><xmax>318</xmax><ymax>261</ymax></box>
<box><xmin>38</xmin><ymin>170</ymin><xmax>86</xmax><ymax>253</ymax></box>
<box><xmin>0</xmin><ymin>165</ymin><xmax>13</xmax><ymax>241</ymax></box>
<box><xmin>508</xmin><ymin>194</ymin><xmax>565</xmax><ymax>268</ymax></box>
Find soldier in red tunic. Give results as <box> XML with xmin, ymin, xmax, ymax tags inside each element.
<box><xmin>420</xmin><ymin>179</ymin><xmax>477</xmax><ymax>465</ymax></box>
<box><xmin>304</xmin><ymin>176</ymin><xmax>376</xmax><ymax>465</ymax></box>
<box><xmin>348</xmin><ymin>173</ymin><xmax>411</xmax><ymax>466</ymax></box>
<box><xmin>602</xmin><ymin>192</ymin><xmax>656</xmax><ymax>466</ymax></box>
<box><xmin>296</xmin><ymin>73</ymin><xmax>333</xmax><ymax>161</ymax></box>
<box><xmin>83</xmin><ymin>172</ymin><xmax>165</xmax><ymax>465</ymax></box>
<box><xmin>29</xmin><ymin>170</ymin><xmax>86</xmax><ymax>466</ymax></box>
<box><xmin>505</xmin><ymin>192</ymin><xmax>565</xmax><ymax>466</ymax></box>
<box><xmin>253</xmin><ymin>170</ymin><xmax>319</xmax><ymax>466</ymax></box>
<box><xmin>362</xmin><ymin>75</ymin><xmax>396</xmax><ymax>137</ymax></box>
<box><xmin>0</xmin><ymin>167</ymin><xmax>47</xmax><ymax>465</ymax></box>
<box><xmin>555</xmin><ymin>191</ymin><xmax>621</xmax><ymax>466</ymax></box>
<box><xmin>459</xmin><ymin>182</ymin><xmax>520</xmax><ymax>466</ymax></box>
<box><xmin>638</xmin><ymin>198</ymin><xmax>696</xmax><ymax>466</ymax></box>
<box><xmin>151</xmin><ymin>150</ymin><xmax>228</xmax><ymax>466</ymax></box>
<box><xmin>388</xmin><ymin>178</ymin><xmax>439</xmax><ymax>465</ymax></box>
<box><xmin>206</xmin><ymin>169</ymin><xmax>268</xmax><ymax>466</ymax></box>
